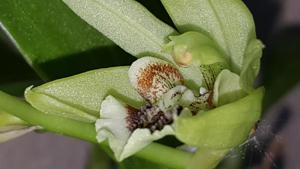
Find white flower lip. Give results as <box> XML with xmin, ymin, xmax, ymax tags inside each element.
<box><xmin>95</xmin><ymin>95</ymin><xmax>131</xmax><ymax>160</ymax></box>
<box><xmin>95</xmin><ymin>95</ymin><xmax>175</xmax><ymax>161</ymax></box>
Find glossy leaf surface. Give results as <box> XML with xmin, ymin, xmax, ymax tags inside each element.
<box><xmin>0</xmin><ymin>0</ymin><xmax>134</xmax><ymax>80</ymax></box>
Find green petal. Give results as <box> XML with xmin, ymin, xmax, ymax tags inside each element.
<box><xmin>213</xmin><ymin>69</ymin><xmax>246</xmax><ymax>106</ymax></box>
<box><xmin>240</xmin><ymin>39</ymin><xmax>264</xmax><ymax>92</ymax></box>
<box><xmin>175</xmin><ymin>88</ymin><xmax>264</xmax><ymax>149</ymax></box>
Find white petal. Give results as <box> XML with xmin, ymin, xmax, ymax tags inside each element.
<box><xmin>128</xmin><ymin>57</ymin><xmax>183</xmax><ymax>103</ymax></box>
<box><xmin>120</xmin><ymin>125</ymin><xmax>175</xmax><ymax>161</ymax></box>
<box><xmin>95</xmin><ymin>95</ymin><xmax>131</xmax><ymax>160</ymax></box>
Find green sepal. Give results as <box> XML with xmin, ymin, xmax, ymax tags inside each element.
<box><xmin>25</xmin><ymin>87</ymin><xmax>98</xmax><ymax>123</ymax></box>
<box><xmin>175</xmin><ymin>88</ymin><xmax>264</xmax><ymax>149</ymax></box>
<box><xmin>25</xmin><ymin>67</ymin><xmax>143</xmax><ymax>123</ymax></box>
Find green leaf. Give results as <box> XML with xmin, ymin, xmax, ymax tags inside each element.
<box><xmin>213</xmin><ymin>70</ymin><xmax>246</xmax><ymax>106</ymax></box>
<box><xmin>0</xmin><ymin>0</ymin><xmax>134</xmax><ymax>80</ymax></box>
<box><xmin>161</xmin><ymin>0</ymin><xmax>256</xmax><ymax>73</ymax></box>
<box><xmin>0</xmin><ymin>33</ymin><xmax>39</xmax><ymax>84</ymax></box>
<box><xmin>175</xmin><ymin>88</ymin><xmax>263</xmax><ymax>149</ymax></box>
<box><xmin>25</xmin><ymin>66</ymin><xmax>143</xmax><ymax>123</ymax></box>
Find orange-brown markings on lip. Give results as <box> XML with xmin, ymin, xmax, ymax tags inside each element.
<box><xmin>137</xmin><ymin>63</ymin><xmax>184</xmax><ymax>103</ymax></box>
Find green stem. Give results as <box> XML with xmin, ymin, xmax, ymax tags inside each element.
<box><xmin>0</xmin><ymin>91</ymin><xmax>191</xmax><ymax>169</ymax></box>
<box><xmin>186</xmin><ymin>148</ymin><xmax>229</xmax><ymax>169</ymax></box>
<box><xmin>139</xmin><ymin>143</ymin><xmax>192</xmax><ymax>169</ymax></box>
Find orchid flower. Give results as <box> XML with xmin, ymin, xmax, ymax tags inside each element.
<box><xmin>96</xmin><ymin>56</ymin><xmax>213</xmax><ymax>161</ymax></box>
<box><xmin>17</xmin><ymin>0</ymin><xmax>265</xmax><ymax>168</ymax></box>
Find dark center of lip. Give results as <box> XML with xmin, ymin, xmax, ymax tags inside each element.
<box><xmin>126</xmin><ymin>104</ymin><xmax>181</xmax><ymax>133</ymax></box>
